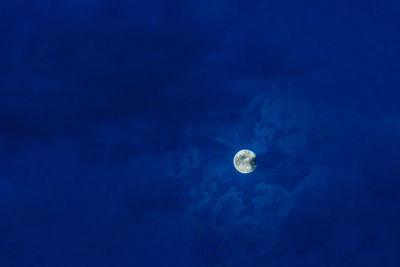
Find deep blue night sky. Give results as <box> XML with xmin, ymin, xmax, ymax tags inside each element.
<box><xmin>1</xmin><ymin>0</ymin><xmax>400</xmax><ymax>266</ymax></box>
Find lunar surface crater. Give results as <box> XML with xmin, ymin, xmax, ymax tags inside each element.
<box><xmin>233</xmin><ymin>149</ymin><xmax>257</xmax><ymax>174</ymax></box>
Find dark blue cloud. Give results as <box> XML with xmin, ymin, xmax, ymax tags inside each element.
<box><xmin>0</xmin><ymin>0</ymin><xmax>321</xmax><ymax>141</ymax></box>
<box><xmin>1</xmin><ymin>0</ymin><xmax>400</xmax><ymax>266</ymax></box>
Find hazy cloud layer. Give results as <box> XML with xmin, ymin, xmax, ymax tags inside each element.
<box><xmin>1</xmin><ymin>0</ymin><xmax>400</xmax><ymax>266</ymax></box>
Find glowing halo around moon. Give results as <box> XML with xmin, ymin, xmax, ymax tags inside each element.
<box><xmin>233</xmin><ymin>149</ymin><xmax>257</xmax><ymax>174</ymax></box>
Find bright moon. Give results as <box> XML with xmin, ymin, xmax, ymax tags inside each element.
<box><xmin>233</xmin><ymin>149</ymin><xmax>257</xmax><ymax>174</ymax></box>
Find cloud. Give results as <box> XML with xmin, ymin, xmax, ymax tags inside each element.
<box><xmin>4</xmin><ymin>1</ymin><xmax>398</xmax><ymax>266</ymax></box>
<box><xmin>0</xmin><ymin>0</ymin><xmax>324</xmax><ymax>142</ymax></box>
<box><xmin>170</xmin><ymin>87</ymin><xmax>382</xmax><ymax>266</ymax></box>
<box><xmin>361</xmin><ymin>116</ymin><xmax>400</xmax><ymax>203</ymax></box>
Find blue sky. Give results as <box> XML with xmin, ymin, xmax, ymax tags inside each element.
<box><xmin>1</xmin><ymin>0</ymin><xmax>400</xmax><ymax>266</ymax></box>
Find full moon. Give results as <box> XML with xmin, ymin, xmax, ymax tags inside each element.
<box><xmin>233</xmin><ymin>149</ymin><xmax>257</xmax><ymax>174</ymax></box>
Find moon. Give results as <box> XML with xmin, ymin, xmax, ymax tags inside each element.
<box><xmin>233</xmin><ymin>149</ymin><xmax>257</xmax><ymax>174</ymax></box>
